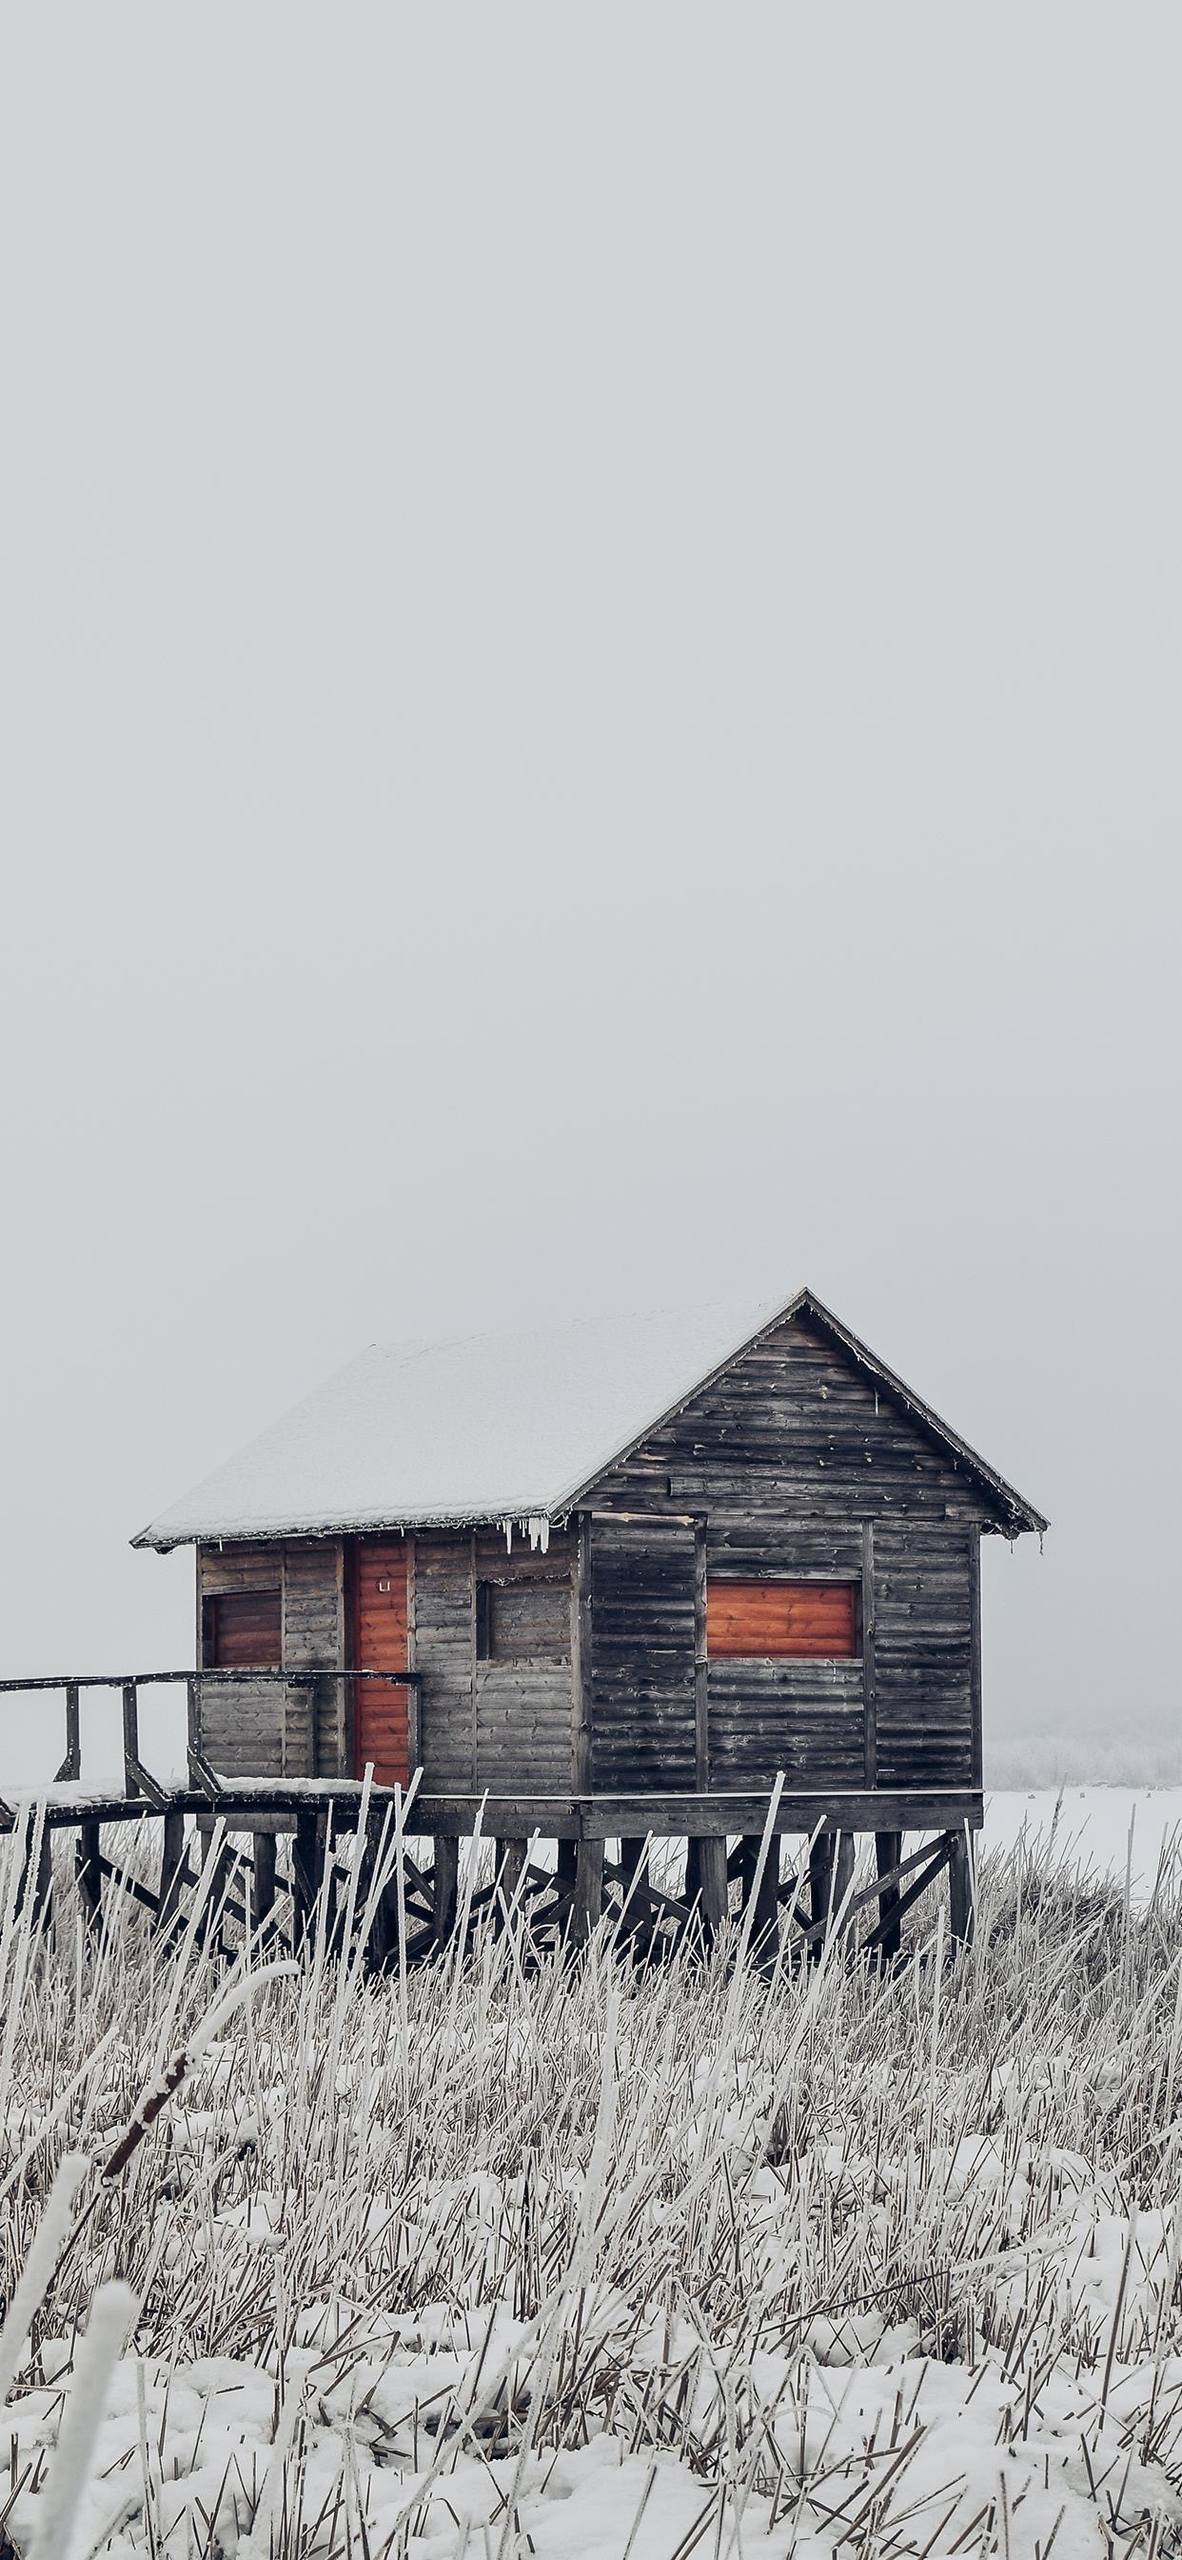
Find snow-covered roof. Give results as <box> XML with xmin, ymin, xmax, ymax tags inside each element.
<box><xmin>132</xmin><ymin>1287</ymin><xmax>1048</xmax><ymax>1551</ymax></box>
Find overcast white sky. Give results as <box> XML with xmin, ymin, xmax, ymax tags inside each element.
<box><xmin>1</xmin><ymin>8</ymin><xmax>1178</xmax><ymax>1784</ymax></box>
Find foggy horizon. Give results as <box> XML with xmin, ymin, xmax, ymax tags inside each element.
<box><xmin>2</xmin><ymin>7</ymin><xmax>1179</xmax><ymax>1786</ymax></box>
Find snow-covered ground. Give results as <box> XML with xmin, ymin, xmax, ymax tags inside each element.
<box><xmin>983</xmin><ymin>1786</ymin><xmax>1182</xmax><ymax>1897</ymax></box>
<box><xmin>4</xmin><ymin>1815</ymin><xmax>1182</xmax><ymax>2559</ymax></box>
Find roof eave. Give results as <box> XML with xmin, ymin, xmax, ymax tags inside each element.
<box><xmin>131</xmin><ymin>1499</ymin><xmax>561</xmax><ymax>1556</ymax></box>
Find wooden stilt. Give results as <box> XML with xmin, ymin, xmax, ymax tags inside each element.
<box><xmin>875</xmin><ymin>1829</ymin><xmax>903</xmax><ymax>1957</ymax></box>
<box><xmin>698</xmin><ymin>1834</ymin><xmax>728</xmax><ymax>1935</ymax></box>
<box><xmin>737</xmin><ymin>1836</ymin><xmax>760</xmax><ymax>1907</ymax></box>
<box><xmin>752</xmin><ymin>1835</ymin><xmax>781</xmax><ymax>1958</ymax></box>
<box><xmin>250</xmin><ymin>1830</ymin><xmax>276</xmax><ymax>1932</ymax></box>
<box><xmin>948</xmin><ymin>1830</ymin><xmax>975</xmax><ymax>1947</ymax></box>
<box><xmin>832</xmin><ymin>1830</ymin><xmax>855</xmax><ymax>1931</ymax></box>
<box><xmin>684</xmin><ymin>1838</ymin><xmax>702</xmax><ymax>1903</ymax></box>
<box><xmin>556</xmin><ymin>1838</ymin><xmax>577</xmax><ymax>1890</ymax></box>
<box><xmin>16</xmin><ymin>1820</ymin><xmax>53</xmax><ymax>1933</ymax></box>
<box><xmin>292</xmin><ymin>1810</ymin><xmax>321</xmax><ymax>1950</ymax></box>
<box><xmin>157</xmin><ymin>1810</ymin><xmax>187</xmax><ymax>1932</ymax></box>
<box><xmin>617</xmin><ymin>1836</ymin><xmax>650</xmax><ymax>1932</ymax></box>
<box><xmin>808</xmin><ymin>1833</ymin><xmax>835</xmax><ymax>1955</ymax></box>
<box><xmin>76</xmin><ymin>1820</ymin><xmax>102</xmax><ymax>1938</ymax></box>
<box><xmin>432</xmin><ymin>1834</ymin><xmax>459</xmax><ymax>1949</ymax></box>
<box><xmin>495</xmin><ymin>1837</ymin><xmax>527</xmax><ymax>1925</ymax></box>
<box><xmin>572</xmin><ymin>1837</ymin><xmax>604</xmax><ymax>1943</ymax></box>
<box><xmin>198</xmin><ymin>1832</ymin><xmax>234</xmax><ymax>1948</ymax></box>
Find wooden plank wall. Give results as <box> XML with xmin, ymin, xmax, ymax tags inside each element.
<box><xmin>414</xmin><ymin>1533</ymin><xmax>476</xmax><ymax>1788</ymax></box>
<box><xmin>586</xmin><ymin>1316</ymin><xmax>990</xmax><ymax>1796</ymax></box>
<box><xmin>283</xmin><ymin>1540</ymin><xmax>345</xmax><ymax>1776</ymax></box>
<box><xmin>472</xmin><ymin>1529</ymin><xmax>576</xmax><ymax>1791</ymax></box>
<box><xmin>586</xmin><ymin>1518</ymin><xmax>697</xmax><ymax>1792</ymax></box>
<box><xmin>195</xmin><ymin>1543</ymin><xmax>285</xmax><ymax>1777</ymax></box>
<box><xmin>196</xmin><ymin>1539</ymin><xmax>344</xmax><ymax>1778</ymax></box>
<box><xmin>873</xmin><ymin>1527</ymin><xmax>977</xmax><ymax>1785</ymax></box>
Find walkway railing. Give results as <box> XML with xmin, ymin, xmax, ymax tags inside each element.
<box><xmin>0</xmin><ymin>1667</ymin><xmax>422</xmax><ymax>1808</ymax></box>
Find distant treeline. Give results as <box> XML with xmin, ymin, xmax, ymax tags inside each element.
<box><xmin>988</xmin><ymin>1731</ymin><xmax>1182</xmax><ymax>1789</ymax></box>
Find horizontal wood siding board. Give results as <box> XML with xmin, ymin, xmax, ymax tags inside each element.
<box><xmin>474</xmin><ymin>1662</ymin><xmax>576</xmax><ymax>1789</ymax></box>
<box><xmin>590</xmin><ymin>1319</ymin><xmax>997</xmax><ymax>1528</ymax></box>
<box><xmin>871</xmin><ymin>1525</ymin><xmax>975</xmax><ymax>1785</ymax></box>
<box><xmin>198</xmin><ymin>1543</ymin><xmax>283</xmax><ymax>1595</ymax></box>
<box><xmin>283</xmin><ymin>1540</ymin><xmax>343</xmax><ymax>1777</ymax></box>
<box><xmin>414</xmin><ymin>1532</ymin><xmax>476</xmax><ymax>1788</ymax></box>
<box><xmin>588</xmin><ymin>1518</ymin><xmax>697</xmax><ymax>1791</ymax></box>
<box><xmin>198</xmin><ymin>1675</ymin><xmax>285</xmax><ymax>1777</ymax></box>
<box><xmin>706</xmin><ymin>1655</ymin><xmax>864</xmax><ymax>1786</ymax></box>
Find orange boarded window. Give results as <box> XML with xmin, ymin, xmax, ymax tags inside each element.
<box><xmin>706</xmin><ymin>1580</ymin><xmax>858</xmax><ymax>1659</ymax></box>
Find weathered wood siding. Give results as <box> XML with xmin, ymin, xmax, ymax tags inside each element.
<box><xmin>413</xmin><ymin>1534</ymin><xmax>475</xmax><ymax>1789</ymax></box>
<box><xmin>586</xmin><ymin>1518</ymin><xmax>697</xmax><ymax>1792</ymax></box>
<box><xmin>473</xmin><ymin>1530</ymin><xmax>576</xmax><ymax>1791</ymax></box>
<box><xmin>413</xmin><ymin>1530</ymin><xmax>577</xmax><ymax>1791</ymax></box>
<box><xmin>283</xmin><ymin>1540</ymin><xmax>344</xmax><ymax>1777</ymax></box>
<box><xmin>584</xmin><ymin>1315</ymin><xmax>986</xmax><ymax>1795</ymax></box>
<box><xmin>195</xmin><ymin>1543</ymin><xmax>284</xmax><ymax>1778</ymax></box>
<box><xmin>873</xmin><ymin>1527</ymin><xmax>977</xmax><ymax>1786</ymax></box>
<box><xmin>706</xmin><ymin>1661</ymin><xmax>865</xmax><ymax>1788</ymax></box>
<box><xmin>196</xmin><ymin>1538</ymin><xmax>344</xmax><ymax>1778</ymax></box>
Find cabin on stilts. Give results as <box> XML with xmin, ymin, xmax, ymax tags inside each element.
<box><xmin>89</xmin><ymin>1285</ymin><xmax>1041</xmax><ymax>1956</ymax></box>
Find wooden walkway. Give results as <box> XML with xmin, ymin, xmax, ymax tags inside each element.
<box><xmin>0</xmin><ymin>1668</ymin><xmax>977</xmax><ymax>1960</ymax></box>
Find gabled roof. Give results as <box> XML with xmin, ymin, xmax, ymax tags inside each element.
<box><xmin>132</xmin><ymin>1286</ymin><xmax>1047</xmax><ymax>1552</ymax></box>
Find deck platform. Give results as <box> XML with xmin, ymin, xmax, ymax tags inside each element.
<box><xmin>0</xmin><ymin>1668</ymin><xmax>979</xmax><ymax>1961</ymax></box>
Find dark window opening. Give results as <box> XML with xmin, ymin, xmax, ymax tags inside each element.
<box><xmin>706</xmin><ymin>1579</ymin><xmax>859</xmax><ymax>1659</ymax></box>
<box><xmin>202</xmin><ymin>1588</ymin><xmax>282</xmax><ymax>1669</ymax></box>
<box><xmin>476</xmin><ymin>1578</ymin><xmax>571</xmax><ymax>1664</ymax></box>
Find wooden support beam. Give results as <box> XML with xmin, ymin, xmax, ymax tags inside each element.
<box><xmin>808</xmin><ymin>1833</ymin><xmax>834</xmax><ymax>1954</ymax></box>
<box><xmin>684</xmin><ymin>1838</ymin><xmax>702</xmax><ymax>1903</ymax></box>
<box><xmin>875</xmin><ymin>1829</ymin><xmax>903</xmax><ymax>1958</ymax></box>
<box><xmin>617</xmin><ymin>1836</ymin><xmax>651</xmax><ymax>1930</ymax></box>
<box><xmin>250</xmin><ymin>1830</ymin><xmax>277</xmax><ymax>1932</ymax></box>
<box><xmin>948</xmin><ymin>1830</ymin><xmax>975</xmax><ymax>1947</ymax></box>
<box><xmin>198</xmin><ymin>1835</ymin><xmax>234</xmax><ymax>1947</ymax></box>
<box><xmin>698</xmin><ymin>1834</ymin><xmax>728</xmax><ymax>1935</ymax></box>
<box><xmin>494</xmin><ymin>1837</ymin><xmax>527</xmax><ymax>1925</ymax></box>
<box><xmin>752</xmin><ymin>1835</ymin><xmax>781</xmax><ymax>1959</ymax></box>
<box><xmin>291</xmin><ymin>1810</ymin><xmax>321</xmax><ymax>1950</ymax></box>
<box><xmin>16</xmin><ymin>1820</ymin><xmax>53</xmax><ymax>1933</ymax></box>
<box><xmin>432</xmin><ymin>1834</ymin><xmax>459</xmax><ymax>1949</ymax></box>
<box><xmin>832</xmin><ymin>1830</ymin><xmax>855</xmax><ymax>1932</ymax></box>
<box><xmin>861</xmin><ymin>1834</ymin><xmax>956</xmax><ymax>1954</ymax></box>
<box><xmin>556</xmin><ymin>1838</ymin><xmax>578</xmax><ymax>1889</ymax></box>
<box><xmin>572</xmin><ymin>1837</ymin><xmax>604</xmax><ymax>1943</ymax></box>
<box><xmin>158</xmin><ymin>1810</ymin><xmax>187</xmax><ymax>1931</ymax></box>
<box><xmin>76</xmin><ymin>1820</ymin><xmax>102</xmax><ymax>1937</ymax></box>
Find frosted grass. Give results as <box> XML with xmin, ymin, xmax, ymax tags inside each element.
<box><xmin>3</xmin><ymin>1818</ymin><xmax>1182</xmax><ymax>2558</ymax></box>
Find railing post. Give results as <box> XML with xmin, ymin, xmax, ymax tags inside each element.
<box><xmin>122</xmin><ymin>1682</ymin><xmax>140</xmax><ymax>1796</ymax></box>
<box><xmin>57</xmin><ymin>1683</ymin><xmax>81</xmax><ymax>1784</ymax></box>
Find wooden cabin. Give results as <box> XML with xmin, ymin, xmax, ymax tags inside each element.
<box><xmin>133</xmin><ymin>1289</ymin><xmax>1045</xmax><ymax>1943</ymax></box>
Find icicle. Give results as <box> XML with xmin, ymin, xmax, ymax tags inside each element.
<box><xmin>501</xmin><ymin>1518</ymin><xmax>514</xmax><ymax>1553</ymax></box>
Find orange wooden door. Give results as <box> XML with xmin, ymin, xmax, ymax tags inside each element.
<box><xmin>350</xmin><ymin>1539</ymin><xmax>410</xmax><ymax>1783</ymax></box>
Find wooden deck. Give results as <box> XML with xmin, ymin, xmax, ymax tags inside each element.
<box><xmin>0</xmin><ymin>1667</ymin><xmax>979</xmax><ymax>1960</ymax></box>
